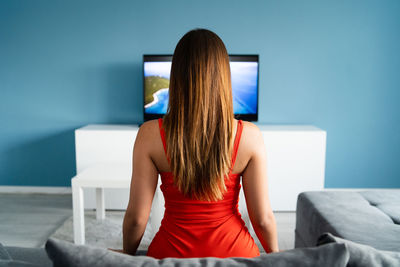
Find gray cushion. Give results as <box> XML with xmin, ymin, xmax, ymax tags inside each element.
<box><xmin>359</xmin><ymin>191</ymin><xmax>400</xmax><ymax>224</ymax></box>
<box><xmin>317</xmin><ymin>233</ymin><xmax>400</xmax><ymax>267</ymax></box>
<box><xmin>295</xmin><ymin>191</ymin><xmax>400</xmax><ymax>252</ymax></box>
<box><xmin>376</xmin><ymin>204</ymin><xmax>400</xmax><ymax>224</ymax></box>
<box><xmin>45</xmin><ymin>237</ymin><xmax>350</xmax><ymax>267</ymax></box>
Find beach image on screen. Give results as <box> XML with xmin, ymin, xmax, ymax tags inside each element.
<box><xmin>144</xmin><ymin>61</ymin><xmax>258</xmax><ymax>114</ymax></box>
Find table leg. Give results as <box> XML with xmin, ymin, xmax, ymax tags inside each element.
<box><xmin>72</xmin><ymin>185</ymin><xmax>85</xmax><ymax>245</ymax></box>
<box><xmin>96</xmin><ymin>188</ymin><xmax>105</xmax><ymax>220</ymax></box>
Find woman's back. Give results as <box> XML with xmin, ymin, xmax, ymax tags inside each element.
<box><xmin>148</xmin><ymin>119</ymin><xmax>254</xmax><ymax>176</ymax></box>
<box><xmin>146</xmin><ymin>119</ymin><xmax>259</xmax><ymax>258</ymax></box>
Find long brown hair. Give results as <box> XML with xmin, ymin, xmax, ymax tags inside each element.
<box><xmin>163</xmin><ymin>29</ymin><xmax>234</xmax><ymax>201</ymax></box>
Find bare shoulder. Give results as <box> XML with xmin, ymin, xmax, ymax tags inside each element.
<box><xmin>241</xmin><ymin>121</ymin><xmax>261</xmax><ymax>134</ymax></box>
<box><xmin>135</xmin><ymin>120</ymin><xmax>161</xmax><ymax>150</ymax></box>
<box><xmin>138</xmin><ymin>119</ymin><xmax>159</xmax><ymax>136</ymax></box>
<box><xmin>240</xmin><ymin>121</ymin><xmax>264</xmax><ymax>155</ymax></box>
<box><xmin>241</xmin><ymin>121</ymin><xmax>263</xmax><ymax>141</ymax></box>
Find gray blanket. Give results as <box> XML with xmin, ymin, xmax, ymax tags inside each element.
<box><xmin>2</xmin><ymin>233</ymin><xmax>400</xmax><ymax>267</ymax></box>
<box><xmin>318</xmin><ymin>233</ymin><xmax>400</xmax><ymax>267</ymax></box>
<box><xmin>45</xmin><ymin>237</ymin><xmax>349</xmax><ymax>267</ymax></box>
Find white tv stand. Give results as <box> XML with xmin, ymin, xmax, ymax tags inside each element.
<box><xmin>74</xmin><ymin>123</ymin><xmax>326</xmax><ymax>212</ymax></box>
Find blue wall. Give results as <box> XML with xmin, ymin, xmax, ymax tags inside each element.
<box><xmin>1</xmin><ymin>0</ymin><xmax>399</xmax><ymax>188</ymax></box>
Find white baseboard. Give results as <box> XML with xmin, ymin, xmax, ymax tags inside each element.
<box><xmin>0</xmin><ymin>186</ymin><xmax>71</xmax><ymax>194</ymax></box>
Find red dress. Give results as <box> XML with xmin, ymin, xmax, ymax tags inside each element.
<box><xmin>146</xmin><ymin>119</ymin><xmax>260</xmax><ymax>259</ymax></box>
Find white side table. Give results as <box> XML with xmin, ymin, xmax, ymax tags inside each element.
<box><xmin>71</xmin><ymin>164</ymin><xmax>131</xmax><ymax>245</ymax></box>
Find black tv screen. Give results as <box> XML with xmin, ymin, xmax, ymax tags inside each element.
<box><xmin>143</xmin><ymin>55</ymin><xmax>259</xmax><ymax>121</ymax></box>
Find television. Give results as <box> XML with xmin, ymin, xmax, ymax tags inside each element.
<box><xmin>143</xmin><ymin>55</ymin><xmax>259</xmax><ymax>121</ymax></box>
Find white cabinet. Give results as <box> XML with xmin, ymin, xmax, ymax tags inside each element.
<box><xmin>258</xmin><ymin>125</ymin><xmax>326</xmax><ymax>211</ymax></box>
<box><xmin>75</xmin><ymin>124</ymin><xmax>326</xmax><ymax>211</ymax></box>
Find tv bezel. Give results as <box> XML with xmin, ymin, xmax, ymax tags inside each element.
<box><xmin>143</xmin><ymin>54</ymin><xmax>259</xmax><ymax>122</ymax></box>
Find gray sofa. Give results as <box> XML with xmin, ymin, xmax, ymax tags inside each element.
<box><xmin>295</xmin><ymin>190</ymin><xmax>400</xmax><ymax>252</ymax></box>
<box><xmin>2</xmin><ymin>190</ymin><xmax>400</xmax><ymax>266</ymax></box>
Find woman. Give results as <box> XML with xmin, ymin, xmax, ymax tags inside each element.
<box><xmin>122</xmin><ymin>29</ymin><xmax>279</xmax><ymax>258</ymax></box>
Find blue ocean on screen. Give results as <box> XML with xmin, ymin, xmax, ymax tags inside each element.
<box><xmin>144</xmin><ymin>61</ymin><xmax>258</xmax><ymax>114</ymax></box>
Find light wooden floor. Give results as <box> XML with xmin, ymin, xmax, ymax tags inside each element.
<box><xmin>274</xmin><ymin>212</ymin><xmax>296</xmax><ymax>251</ymax></box>
<box><xmin>0</xmin><ymin>193</ymin><xmax>72</xmax><ymax>247</ymax></box>
<box><xmin>0</xmin><ymin>193</ymin><xmax>296</xmax><ymax>251</ymax></box>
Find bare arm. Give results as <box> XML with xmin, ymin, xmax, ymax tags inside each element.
<box><xmin>122</xmin><ymin>122</ymin><xmax>159</xmax><ymax>255</ymax></box>
<box><xmin>242</xmin><ymin>125</ymin><xmax>279</xmax><ymax>253</ymax></box>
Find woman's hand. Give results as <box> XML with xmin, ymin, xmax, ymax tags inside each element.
<box><xmin>108</xmin><ymin>248</ymin><xmax>125</xmax><ymax>254</ymax></box>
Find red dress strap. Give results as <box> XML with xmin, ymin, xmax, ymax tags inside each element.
<box><xmin>158</xmin><ymin>118</ymin><xmax>170</xmax><ymax>162</ymax></box>
<box><xmin>231</xmin><ymin>120</ymin><xmax>243</xmax><ymax>170</ymax></box>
